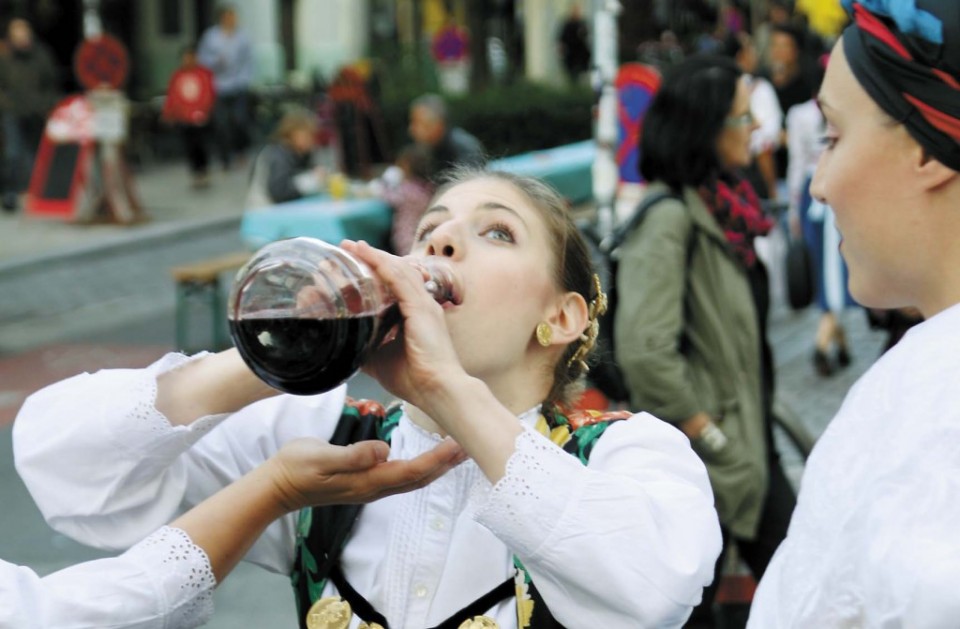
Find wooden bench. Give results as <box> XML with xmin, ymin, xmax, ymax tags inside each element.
<box><xmin>170</xmin><ymin>251</ymin><xmax>252</xmax><ymax>352</ymax></box>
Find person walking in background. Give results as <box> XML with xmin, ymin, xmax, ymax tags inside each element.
<box><xmin>407</xmin><ymin>93</ymin><xmax>485</xmax><ymax>181</ymax></box>
<box><xmin>245</xmin><ymin>108</ymin><xmax>325</xmax><ymax>208</ymax></box>
<box><xmin>766</xmin><ymin>24</ymin><xmax>817</xmax><ymax>179</ymax></box>
<box><xmin>557</xmin><ymin>3</ymin><xmax>591</xmax><ymax>85</ymax></box>
<box><xmin>616</xmin><ymin>55</ymin><xmax>796</xmax><ymax>627</ymax></box>
<box><xmin>198</xmin><ymin>3</ymin><xmax>253</xmax><ymax>170</ymax></box>
<box><xmin>162</xmin><ymin>44</ymin><xmax>215</xmax><ymax>189</ymax></box>
<box><xmin>723</xmin><ymin>30</ymin><xmax>784</xmax><ymax>201</ymax></box>
<box><xmin>0</xmin><ymin>17</ymin><xmax>58</xmax><ymax>212</ymax></box>
<box><xmin>785</xmin><ymin>56</ymin><xmax>858</xmax><ymax>377</ymax></box>
<box><xmin>749</xmin><ymin>0</ymin><xmax>960</xmax><ymax>624</ymax></box>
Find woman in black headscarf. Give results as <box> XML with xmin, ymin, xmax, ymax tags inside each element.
<box><xmin>748</xmin><ymin>1</ymin><xmax>960</xmax><ymax>625</ymax></box>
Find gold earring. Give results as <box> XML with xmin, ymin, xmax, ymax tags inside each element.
<box><xmin>536</xmin><ymin>322</ymin><xmax>552</xmax><ymax>347</ymax></box>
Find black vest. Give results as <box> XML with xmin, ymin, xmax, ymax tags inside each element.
<box><xmin>290</xmin><ymin>399</ymin><xmax>631</xmax><ymax>628</ymax></box>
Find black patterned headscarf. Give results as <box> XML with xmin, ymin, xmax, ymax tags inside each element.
<box><xmin>841</xmin><ymin>0</ymin><xmax>960</xmax><ymax>170</ymax></box>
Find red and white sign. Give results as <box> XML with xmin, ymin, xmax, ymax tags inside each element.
<box><xmin>74</xmin><ymin>34</ymin><xmax>129</xmax><ymax>91</ymax></box>
<box><xmin>44</xmin><ymin>94</ymin><xmax>94</xmax><ymax>143</ymax></box>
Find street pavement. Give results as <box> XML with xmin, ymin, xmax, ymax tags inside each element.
<box><xmin>0</xmin><ymin>159</ymin><xmax>888</xmax><ymax>626</ymax></box>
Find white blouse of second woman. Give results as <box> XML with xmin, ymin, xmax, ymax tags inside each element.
<box><xmin>14</xmin><ymin>353</ymin><xmax>722</xmax><ymax>629</ymax></box>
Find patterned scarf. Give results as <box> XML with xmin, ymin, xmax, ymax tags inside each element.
<box><xmin>842</xmin><ymin>0</ymin><xmax>960</xmax><ymax>170</ymax></box>
<box><xmin>698</xmin><ymin>176</ymin><xmax>773</xmax><ymax>268</ymax></box>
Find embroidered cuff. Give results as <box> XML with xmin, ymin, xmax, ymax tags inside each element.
<box><xmin>132</xmin><ymin>526</ymin><xmax>216</xmax><ymax>628</ymax></box>
<box><xmin>472</xmin><ymin>426</ymin><xmax>587</xmax><ymax>559</ymax></box>
<box><xmin>109</xmin><ymin>352</ymin><xmax>226</xmax><ymax>457</ymax></box>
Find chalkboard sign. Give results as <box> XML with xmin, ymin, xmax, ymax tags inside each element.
<box><xmin>41</xmin><ymin>143</ymin><xmax>81</xmax><ymax>200</ymax></box>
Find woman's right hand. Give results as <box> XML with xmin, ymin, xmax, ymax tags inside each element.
<box><xmin>680</xmin><ymin>411</ymin><xmax>713</xmax><ymax>440</ymax></box>
<box><xmin>264</xmin><ymin>436</ymin><xmax>465</xmax><ymax>512</ymax></box>
<box><xmin>339</xmin><ymin>240</ymin><xmax>470</xmax><ymax>411</ymax></box>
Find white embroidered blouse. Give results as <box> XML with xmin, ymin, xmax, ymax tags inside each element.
<box><xmin>749</xmin><ymin>303</ymin><xmax>960</xmax><ymax>626</ymax></box>
<box><xmin>13</xmin><ymin>353</ymin><xmax>721</xmax><ymax>629</ymax></box>
<box><xmin>0</xmin><ymin>526</ymin><xmax>215</xmax><ymax>629</ymax></box>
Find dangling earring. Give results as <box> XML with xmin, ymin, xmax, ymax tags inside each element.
<box><xmin>536</xmin><ymin>322</ymin><xmax>552</xmax><ymax>347</ymax></box>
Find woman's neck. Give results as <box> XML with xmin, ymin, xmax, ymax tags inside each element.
<box><xmin>404</xmin><ymin>371</ymin><xmax>550</xmax><ymax>436</ymax></box>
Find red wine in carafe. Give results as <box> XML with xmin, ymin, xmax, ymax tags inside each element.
<box><xmin>227</xmin><ymin>237</ymin><xmax>454</xmax><ymax>395</ymax></box>
<box><xmin>230</xmin><ymin>314</ymin><xmax>382</xmax><ymax>395</ymax></box>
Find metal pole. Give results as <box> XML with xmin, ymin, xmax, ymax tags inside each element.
<box><xmin>591</xmin><ymin>0</ymin><xmax>621</xmax><ymax>239</ymax></box>
<box><xmin>83</xmin><ymin>0</ymin><xmax>102</xmax><ymax>38</ymax></box>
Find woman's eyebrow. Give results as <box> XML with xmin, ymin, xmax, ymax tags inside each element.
<box><xmin>476</xmin><ymin>201</ymin><xmax>528</xmax><ymax>227</ymax></box>
<box><xmin>422</xmin><ymin>204</ymin><xmax>450</xmax><ymax>217</ymax></box>
<box><xmin>423</xmin><ymin>201</ymin><xmax>529</xmax><ymax>227</ymax></box>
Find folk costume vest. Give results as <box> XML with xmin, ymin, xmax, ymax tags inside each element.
<box><xmin>291</xmin><ymin>399</ymin><xmax>631</xmax><ymax>629</ymax></box>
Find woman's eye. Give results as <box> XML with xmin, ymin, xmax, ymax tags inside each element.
<box><xmin>483</xmin><ymin>223</ymin><xmax>515</xmax><ymax>243</ymax></box>
<box><xmin>818</xmin><ymin>134</ymin><xmax>838</xmax><ymax>150</ymax></box>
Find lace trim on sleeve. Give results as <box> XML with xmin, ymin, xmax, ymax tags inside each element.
<box><xmin>122</xmin><ymin>352</ymin><xmax>223</xmax><ymax>448</ymax></box>
<box><xmin>472</xmin><ymin>426</ymin><xmax>585</xmax><ymax>559</ymax></box>
<box><xmin>134</xmin><ymin>526</ymin><xmax>216</xmax><ymax>629</ymax></box>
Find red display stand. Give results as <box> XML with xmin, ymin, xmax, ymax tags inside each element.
<box><xmin>26</xmin><ymin>35</ymin><xmax>143</xmax><ymax>223</ymax></box>
<box><xmin>25</xmin><ymin>95</ymin><xmax>95</xmax><ymax>220</ymax></box>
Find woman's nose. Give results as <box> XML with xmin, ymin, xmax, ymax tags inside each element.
<box><xmin>425</xmin><ymin>222</ymin><xmax>461</xmax><ymax>258</ymax></box>
<box><xmin>809</xmin><ymin>158</ymin><xmax>828</xmax><ymax>204</ymax></box>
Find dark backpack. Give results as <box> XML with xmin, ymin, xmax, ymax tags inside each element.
<box><xmin>585</xmin><ymin>190</ymin><xmax>683</xmax><ymax>403</ymax></box>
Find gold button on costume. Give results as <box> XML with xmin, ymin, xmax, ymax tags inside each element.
<box><xmin>305</xmin><ymin>596</ymin><xmax>352</xmax><ymax>629</ymax></box>
<box><xmin>458</xmin><ymin>616</ymin><xmax>499</xmax><ymax>629</ymax></box>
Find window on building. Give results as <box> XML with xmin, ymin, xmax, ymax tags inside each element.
<box><xmin>160</xmin><ymin>0</ymin><xmax>182</xmax><ymax>36</ymax></box>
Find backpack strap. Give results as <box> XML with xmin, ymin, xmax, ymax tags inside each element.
<box><xmin>291</xmin><ymin>398</ymin><xmax>400</xmax><ymax>627</ymax></box>
<box><xmin>589</xmin><ymin>190</ymin><xmax>685</xmax><ymax>403</ymax></box>
<box><xmin>602</xmin><ymin>189</ymin><xmax>682</xmax><ymax>256</ymax></box>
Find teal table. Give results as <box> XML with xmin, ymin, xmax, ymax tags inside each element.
<box><xmin>490</xmin><ymin>140</ymin><xmax>595</xmax><ymax>204</ymax></box>
<box><xmin>240</xmin><ymin>195</ymin><xmax>393</xmax><ymax>249</ymax></box>
<box><xmin>239</xmin><ymin>141</ymin><xmax>595</xmax><ymax>250</ymax></box>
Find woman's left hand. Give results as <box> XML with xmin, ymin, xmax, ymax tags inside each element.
<box><xmin>340</xmin><ymin>240</ymin><xmax>466</xmax><ymax>407</ymax></box>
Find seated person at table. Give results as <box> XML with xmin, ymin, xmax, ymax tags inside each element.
<box><xmin>246</xmin><ymin>108</ymin><xmax>325</xmax><ymax>207</ymax></box>
<box><xmin>15</xmin><ymin>170</ymin><xmax>721</xmax><ymax>628</ymax></box>
<box><xmin>376</xmin><ymin>143</ymin><xmax>434</xmax><ymax>254</ymax></box>
<box><xmin>408</xmin><ymin>93</ymin><xmax>485</xmax><ymax>180</ymax></box>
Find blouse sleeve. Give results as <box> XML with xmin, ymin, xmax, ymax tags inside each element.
<box><xmin>473</xmin><ymin>413</ymin><xmax>722</xmax><ymax>627</ymax></box>
<box><xmin>13</xmin><ymin>352</ymin><xmax>347</xmax><ymax>574</ymax></box>
<box><xmin>0</xmin><ymin>526</ymin><xmax>216</xmax><ymax>629</ymax></box>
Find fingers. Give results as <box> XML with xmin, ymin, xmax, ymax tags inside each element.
<box><xmin>346</xmin><ymin>437</ymin><xmax>467</xmax><ymax>502</ymax></box>
<box><xmin>336</xmin><ymin>440</ymin><xmax>391</xmax><ymax>470</ymax></box>
<box><xmin>341</xmin><ymin>240</ymin><xmax>433</xmax><ymax>309</ymax></box>
<box><xmin>281</xmin><ymin>436</ymin><xmax>466</xmax><ymax>509</ymax></box>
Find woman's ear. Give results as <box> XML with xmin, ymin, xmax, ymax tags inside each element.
<box><xmin>917</xmin><ymin>149</ymin><xmax>959</xmax><ymax>191</ymax></box>
<box><xmin>547</xmin><ymin>291</ymin><xmax>589</xmax><ymax>346</ymax></box>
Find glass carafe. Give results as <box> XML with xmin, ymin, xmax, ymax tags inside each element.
<box><xmin>228</xmin><ymin>237</ymin><xmax>456</xmax><ymax>395</ymax></box>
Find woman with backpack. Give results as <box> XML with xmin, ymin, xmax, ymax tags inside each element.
<box><xmin>614</xmin><ymin>55</ymin><xmax>796</xmax><ymax>627</ymax></box>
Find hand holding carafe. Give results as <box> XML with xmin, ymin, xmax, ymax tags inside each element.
<box><xmin>339</xmin><ymin>239</ymin><xmax>469</xmax><ymax>409</ymax></box>
<box><xmin>228</xmin><ymin>237</ymin><xmax>462</xmax><ymax>399</ymax></box>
